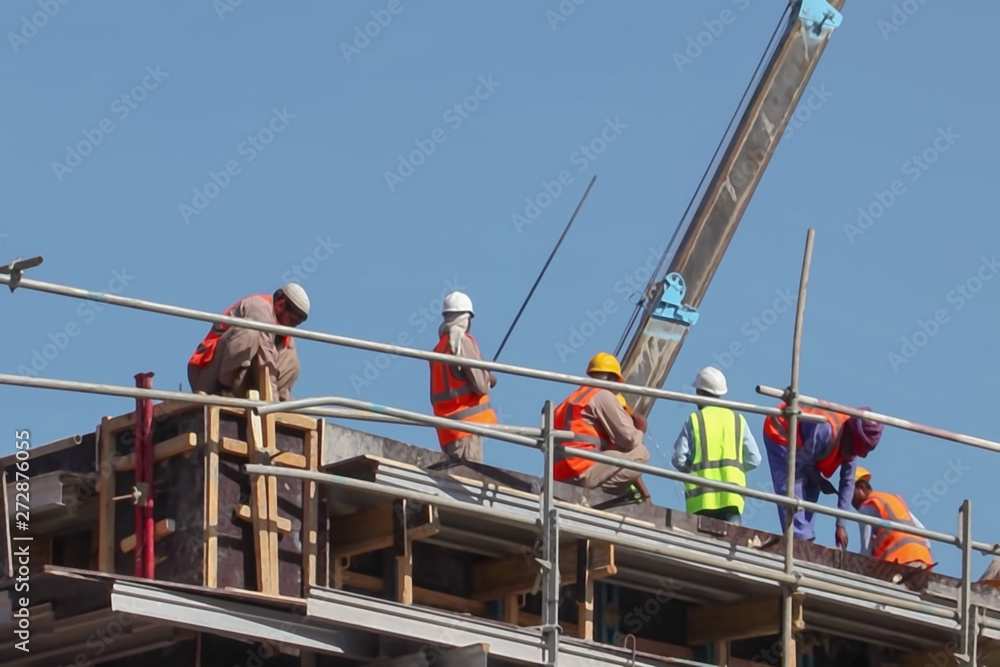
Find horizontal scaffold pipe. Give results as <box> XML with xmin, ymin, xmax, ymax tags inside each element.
<box><xmin>564</xmin><ymin>445</ymin><xmax>965</xmax><ymax>550</ymax></box>
<box><xmin>0</xmin><ymin>273</ymin><xmax>821</xmax><ymax>422</ymax></box>
<box><xmin>0</xmin><ymin>375</ymin><xmax>547</xmax><ymax>448</ymax></box>
<box><xmin>243</xmin><ymin>463</ymin><xmax>959</xmax><ymax>621</ymax></box>
<box><xmin>757</xmin><ymin>385</ymin><xmax>1000</xmax><ymax>455</ymax></box>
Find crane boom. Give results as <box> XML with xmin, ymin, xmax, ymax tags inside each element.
<box><xmin>619</xmin><ymin>0</ymin><xmax>844</xmax><ymax>418</ymax></box>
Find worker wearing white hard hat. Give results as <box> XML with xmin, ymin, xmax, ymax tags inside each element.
<box><xmin>429</xmin><ymin>291</ymin><xmax>498</xmax><ymax>464</ymax></box>
<box><xmin>671</xmin><ymin>366</ymin><xmax>761</xmax><ymax>525</ymax></box>
<box><xmin>851</xmin><ymin>467</ymin><xmax>933</xmax><ymax>568</ymax></box>
<box><xmin>188</xmin><ymin>282</ymin><xmax>310</xmax><ymax>402</ymax></box>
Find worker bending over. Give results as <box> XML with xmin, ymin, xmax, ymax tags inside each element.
<box><xmin>428</xmin><ymin>291</ymin><xmax>498</xmax><ymax>464</ymax></box>
<box><xmin>762</xmin><ymin>403</ymin><xmax>883</xmax><ymax>548</ymax></box>
<box><xmin>853</xmin><ymin>467</ymin><xmax>933</xmax><ymax>568</ymax></box>
<box><xmin>672</xmin><ymin>367</ymin><xmax>760</xmax><ymax>524</ymax></box>
<box><xmin>188</xmin><ymin>283</ymin><xmax>310</xmax><ymax>401</ymax></box>
<box><xmin>552</xmin><ymin>353</ymin><xmax>649</xmax><ymax>494</ymax></box>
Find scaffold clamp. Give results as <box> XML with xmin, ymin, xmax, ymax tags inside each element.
<box><xmin>0</xmin><ymin>255</ymin><xmax>44</xmax><ymax>292</ymax></box>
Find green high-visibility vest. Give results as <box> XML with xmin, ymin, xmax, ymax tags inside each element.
<box><xmin>685</xmin><ymin>406</ymin><xmax>747</xmax><ymax>514</ymax></box>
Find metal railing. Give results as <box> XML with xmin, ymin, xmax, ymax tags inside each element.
<box><xmin>1</xmin><ymin>234</ymin><xmax>997</xmax><ymax>666</ymax></box>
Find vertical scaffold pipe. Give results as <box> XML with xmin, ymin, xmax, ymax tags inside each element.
<box><xmin>540</xmin><ymin>401</ymin><xmax>559</xmax><ymax>666</ymax></box>
<box><xmin>782</xmin><ymin>228</ymin><xmax>815</xmax><ymax>667</ymax></box>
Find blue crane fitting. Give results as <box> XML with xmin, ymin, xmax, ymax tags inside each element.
<box><xmin>650</xmin><ymin>273</ymin><xmax>699</xmax><ymax>327</ymax></box>
<box><xmin>798</xmin><ymin>0</ymin><xmax>843</xmax><ymax>37</ymax></box>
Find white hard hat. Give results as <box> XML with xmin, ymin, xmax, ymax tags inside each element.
<box><xmin>693</xmin><ymin>366</ymin><xmax>728</xmax><ymax>396</ymax></box>
<box><xmin>442</xmin><ymin>291</ymin><xmax>474</xmax><ymax>316</ymax></box>
<box><xmin>280</xmin><ymin>282</ymin><xmax>310</xmax><ymax>316</ymax></box>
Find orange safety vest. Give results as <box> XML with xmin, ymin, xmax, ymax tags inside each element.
<box><xmin>762</xmin><ymin>403</ymin><xmax>852</xmax><ymax>479</ymax></box>
<box><xmin>428</xmin><ymin>334</ymin><xmax>498</xmax><ymax>448</ymax></box>
<box><xmin>188</xmin><ymin>294</ymin><xmax>292</xmax><ymax>368</ymax></box>
<box><xmin>862</xmin><ymin>491</ymin><xmax>934</xmax><ymax>567</ymax></box>
<box><xmin>552</xmin><ymin>386</ymin><xmax>614</xmax><ymax>482</ymax></box>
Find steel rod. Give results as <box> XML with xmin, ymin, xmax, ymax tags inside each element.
<box><xmin>540</xmin><ymin>401</ymin><xmax>559</xmax><ymax>666</ymax></box>
<box><xmin>0</xmin><ymin>272</ymin><xmax>824</xmax><ymax>422</ymax></box>
<box><xmin>2</xmin><ymin>470</ymin><xmax>12</xmax><ymax>579</ymax></box>
<box><xmin>756</xmin><ymin>385</ymin><xmax>1000</xmax><ymax>454</ymax></box>
<box><xmin>243</xmin><ymin>463</ymin><xmax>959</xmax><ymax>620</ymax></box>
<box><xmin>958</xmin><ymin>500</ymin><xmax>974</xmax><ymax>665</ymax></box>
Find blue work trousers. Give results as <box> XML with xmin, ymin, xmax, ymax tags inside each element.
<box><xmin>763</xmin><ymin>434</ymin><xmax>820</xmax><ymax>541</ymax></box>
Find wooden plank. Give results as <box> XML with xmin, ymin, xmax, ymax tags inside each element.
<box><xmin>575</xmin><ymin>540</ymin><xmax>593</xmax><ymax>640</ymax></box>
<box><xmin>220</xmin><ymin>437</ymin><xmax>306</xmax><ymax>468</ymax></box>
<box><xmin>340</xmin><ymin>571</ymin><xmax>486</xmax><ymax>615</ymax></box>
<box><xmin>472</xmin><ymin>541</ymin><xmax>615</xmax><ymax>601</ymax></box>
<box><xmin>103</xmin><ymin>400</ymin><xmax>200</xmax><ymax>434</ymax></box>
<box><xmin>392</xmin><ymin>499</ymin><xmax>413</xmax><ymax>605</ymax></box>
<box><xmin>686</xmin><ymin>593</ymin><xmax>804</xmax><ymax>644</ymax></box>
<box><xmin>204</xmin><ymin>405</ymin><xmax>220</xmax><ymax>588</ymax></box>
<box><xmin>219</xmin><ymin>405</ymin><xmax>318</xmax><ymax>431</ymax></box>
<box><xmin>235</xmin><ymin>504</ymin><xmax>291</xmax><ymax>533</ymax></box>
<box><xmin>246</xmin><ymin>389</ymin><xmax>273</xmax><ymax>595</ymax></box>
<box><xmin>258</xmin><ymin>363</ymin><xmax>280</xmax><ymax>593</ymax></box>
<box><xmin>120</xmin><ymin>518</ymin><xmax>175</xmax><ymax>553</ymax></box>
<box><xmin>97</xmin><ymin>417</ymin><xmax>115</xmax><ymax>573</ymax></box>
<box><xmin>331</xmin><ymin>557</ymin><xmax>346</xmax><ymax>590</ymax></box>
<box><xmin>898</xmin><ymin>645</ymin><xmax>960</xmax><ymax>667</ymax></box>
<box><xmin>329</xmin><ymin>504</ymin><xmax>439</xmax><ymax>558</ymax></box>
<box><xmin>115</xmin><ymin>432</ymin><xmax>198</xmax><ymax>471</ymax></box>
<box><xmin>503</xmin><ymin>595</ymin><xmax>519</xmax><ymax>625</ymax></box>
<box><xmin>302</xmin><ymin>425</ymin><xmax>319</xmax><ymax>590</ymax></box>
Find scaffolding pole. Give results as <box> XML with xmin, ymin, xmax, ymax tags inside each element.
<box><xmin>539</xmin><ymin>401</ymin><xmax>559</xmax><ymax>667</ymax></box>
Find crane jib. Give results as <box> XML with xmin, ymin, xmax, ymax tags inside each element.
<box><xmin>619</xmin><ymin>0</ymin><xmax>844</xmax><ymax>419</ymax></box>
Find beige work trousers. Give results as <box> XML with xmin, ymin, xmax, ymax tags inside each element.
<box><xmin>188</xmin><ymin>326</ymin><xmax>300</xmax><ymax>401</ymax></box>
<box><xmin>443</xmin><ymin>435</ymin><xmax>483</xmax><ymax>464</ymax></box>
<box><xmin>573</xmin><ymin>444</ymin><xmax>650</xmax><ymax>494</ymax></box>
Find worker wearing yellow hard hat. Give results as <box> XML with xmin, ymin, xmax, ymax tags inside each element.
<box><xmin>851</xmin><ymin>467</ymin><xmax>933</xmax><ymax>568</ymax></box>
<box><xmin>550</xmin><ymin>352</ymin><xmax>649</xmax><ymax>494</ymax></box>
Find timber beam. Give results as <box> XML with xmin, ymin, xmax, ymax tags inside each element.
<box><xmin>471</xmin><ymin>539</ymin><xmax>615</xmax><ymax>601</ymax></box>
<box><xmin>686</xmin><ymin>593</ymin><xmax>804</xmax><ymax>645</ymax></box>
<box><xmin>329</xmin><ymin>503</ymin><xmax>439</xmax><ymax>558</ymax></box>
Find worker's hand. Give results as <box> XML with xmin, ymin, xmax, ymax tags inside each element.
<box><xmin>819</xmin><ymin>478</ymin><xmax>837</xmax><ymax>495</ymax></box>
<box><xmin>631</xmin><ymin>413</ymin><xmax>647</xmax><ymax>433</ymax></box>
<box><xmin>489</xmin><ymin>373</ymin><xmax>497</xmax><ymax>388</ymax></box>
<box><xmin>835</xmin><ymin>525</ymin><xmax>849</xmax><ymax>550</ymax></box>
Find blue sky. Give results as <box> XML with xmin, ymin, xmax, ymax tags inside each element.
<box><xmin>2</xmin><ymin>1</ymin><xmax>997</xmax><ymax>580</ymax></box>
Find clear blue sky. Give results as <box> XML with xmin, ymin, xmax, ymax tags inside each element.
<box><xmin>2</xmin><ymin>1</ymin><xmax>998</xmax><ymax>579</ymax></box>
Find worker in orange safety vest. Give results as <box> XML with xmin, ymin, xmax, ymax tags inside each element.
<box><xmin>552</xmin><ymin>352</ymin><xmax>649</xmax><ymax>494</ymax></box>
<box><xmin>762</xmin><ymin>403</ymin><xmax>883</xmax><ymax>548</ymax></box>
<box><xmin>188</xmin><ymin>283</ymin><xmax>309</xmax><ymax>401</ymax></box>
<box><xmin>428</xmin><ymin>291</ymin><xmax>498</xmax><ymax>464</ymax></box>
<box><xmin>852</xmin><ymin>466</ymin><xmax>934</xmax><ymax>568</ymax></box>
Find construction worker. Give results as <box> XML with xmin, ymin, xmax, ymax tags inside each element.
<box><xmin>188</xmin><ymin>283</ymin><xmax>309</xmax><ymax>402</ymax></box>
<box><xmin>552</xmin><ymin>352</ymin><xmax>649</xmax><ymax>494</ymax></box>
<box><xmin>978</xmin><ymin>556</ymin><xmax>1000</xmax><ymax>588</ymax></box>
<box><xmin>852</xmin><ymin>467</ymin><xmax>933</xmax><ymax>568</ymax></box>
<box><xmin>671</xmin><ymin>367</ymin><xmax>760</xmax><ymax>524</ymax></box>
<box><xmin>428</xmin><ymin>291</ymin><xmax>498</xmax><ymax>464</ymax></box>
<box><xmin>762</xmin><ymin>403</ymin><xmax>883</xmax><ymax>548</ymax></box>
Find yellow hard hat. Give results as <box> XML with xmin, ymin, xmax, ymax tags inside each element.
<box><xmin>587</xmin><ymin>352</ymin><xmax>623</xmax><ymax>382</ymax></box>
<box><xmin>855</xmin><ymin>466</ymin><xmax>871</xmax><ymax>483</ymax></box>
<box><xmin>616</xmin><ymin>393</ymin><xmax>633</xmax><ymax>415</ymax></box>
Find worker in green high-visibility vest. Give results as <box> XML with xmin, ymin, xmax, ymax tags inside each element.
<box><xmin>671</xmin><ymin>367</ymin><xmax>761</xmax><ymax>524</ymax></box>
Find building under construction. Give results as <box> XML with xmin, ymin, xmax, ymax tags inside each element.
<box><xmin>4</xmin><ymin>1</ymin><xmax>1000</xmax><ymax>666</ymax></box>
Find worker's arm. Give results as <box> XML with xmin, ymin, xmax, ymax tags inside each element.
<box><xmin>671</xmin><ymin>419</ymin><xmax>693</xmax><ymax>472</ymax></box>
<box><xmin>589</xmin><ymin>390</ymin><xmax>644</xmax><ymax>452</ymax></box>
<box><xmin>856</xmin><ymin>502</ymin><xmax>878</xmax><ymax>556</ymax></box>
<box><xmin>741</xmin><ymin>416</ymin><xmax>762</xmax><ymax>472</ymax></box>
<box><xmin>456</xmin><ymin>334</ymin><xmax>492</xmax><ymax>395</ymax></box>
<box><xmin>835</xmin><ymin>459</ymin><xmax>858</xmax><ymax>530</ymax></box>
